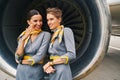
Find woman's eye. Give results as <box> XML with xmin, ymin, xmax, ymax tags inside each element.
<box><xmin>34</xmin><ymin>20</ymin><xmax>37</xmax><ymax>22</ymax></box>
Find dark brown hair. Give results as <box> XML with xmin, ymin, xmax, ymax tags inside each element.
<box><xmin>46</xmin><ymin>7</ymin><xmax>62</xmax><ymax>19</ymax></box>
<box><xmin>27</xmin><ymin>9</ymin><xmax>40</xmax><ymax>20</ymax></box>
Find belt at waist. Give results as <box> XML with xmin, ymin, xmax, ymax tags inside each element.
<box><xmin>50</xmin><ymin>55</ymin><xmax>69</xmax><ymax>64</ymax></box>
<box><xmin>23</xmin><ymin>55</ymin><xmax>44</xmax><ymax>64</ymax></box>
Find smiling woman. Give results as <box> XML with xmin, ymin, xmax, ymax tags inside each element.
<box><xmin>0</xmin><ymin>0</ymin><xmax>111</xmax><ymax>79</ymax></box>
<box><xmin>14</xmin><ymin>9</ymin><xmax>51</xmax><ymax>80</ymax></box>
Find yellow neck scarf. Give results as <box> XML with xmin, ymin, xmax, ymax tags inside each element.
<box><xmin>51</xmin><ymin>25</ymin><xmax>64</xmax><ymax>45</ymax></box>
<box><xmin>18</xmin><ymin>29</ymin><xmax>42</xmax><ymax>47</ymax></box>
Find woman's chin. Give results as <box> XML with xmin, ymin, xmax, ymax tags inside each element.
<box><xmin>34</xmin><ymin>27</ymin><xmax>41</xmax><ymax>30</ymax></box>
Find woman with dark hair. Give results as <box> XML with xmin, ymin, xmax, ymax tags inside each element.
<box><xmin>43</xmin><ymin>7</ymin><xmax>76</xmax><ymax>80</ymax></box>
<box><xmin>15</xmin><ymin>9</ymin><xmax>51</xmax><ymax>80</ymax></box>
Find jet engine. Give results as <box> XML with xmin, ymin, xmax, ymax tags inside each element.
<box><xmin>0</xmin><ymin>0</ymin><xmax>111</xmax><ymax>79</ymax></box>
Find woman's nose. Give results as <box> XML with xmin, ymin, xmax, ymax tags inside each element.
<box><xmin>37</xmin><ymin>21</ymin><xmax>41</xmax><ymax>25</ymax></box>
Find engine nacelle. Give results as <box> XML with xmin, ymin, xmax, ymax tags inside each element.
<box><xmin>0</xmin><ymin>0</ymin><xmax>111</xmax><ymax>79</ymax></box>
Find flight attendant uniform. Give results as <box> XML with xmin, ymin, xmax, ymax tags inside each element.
<box><xmin>15</xmin><ymin>31</ymin><xmax>51</xmax><ymax>80</ymax></box>
<box><xmin>48</xmin><ymin>27</ymin><xmax>76</xmax><ymax>80</ymax></box>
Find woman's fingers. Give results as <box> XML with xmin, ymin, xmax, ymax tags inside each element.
<box><xmin>43</xmin><ymin>62</ymin><xmax>51</xmax><ymax>69</ymax></box>
<box><xmin>43</xmin><ymin>62</ymin><xmax>50</xmax><ymax>71</ymax></box>
<box><xmin>45</xmin><ymin>66</ymin><xmax>55</xmax><ymax>74</ymax></box>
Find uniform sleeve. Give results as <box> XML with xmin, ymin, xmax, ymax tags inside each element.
<box><xmin>15</xmin><ymin>37</ymin><xmax>24</xmax><ymax>62</ymax></box>
<box><xmin>32</xmin><ymin>32</ymin><xmax>51</xmax><ymax>64</ymax></box>
<box><xmin>61</xmin><ymin>28</ymin><xmax>76</xmax><ymax>62</ymax></box>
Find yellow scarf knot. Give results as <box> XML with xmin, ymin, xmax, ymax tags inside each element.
<box><xmin>51</xmin><ymin>25</ymin><xmax>64</xmax><ymax>45</ymax></box>
<box><xmin>18</xmin><ymin>29</ymin><xmax>42</xmax><ymax>47</ymax></box>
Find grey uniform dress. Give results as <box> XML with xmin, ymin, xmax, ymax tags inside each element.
<box><xmin>48</xmin><ymin>27</ymin><xmax>76</xmax><ymax>80</ymax></box>
<box><xmin>15</xmin><ymin>31</ymin><xmax>51</xmax><ymax>80</ymax></box>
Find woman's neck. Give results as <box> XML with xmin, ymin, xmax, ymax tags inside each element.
<box><xmin>51</xmin><ymin>25</ymin><xmax>61</xmax><ymax>32</ymax></box>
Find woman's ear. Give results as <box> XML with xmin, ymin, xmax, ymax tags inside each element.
<box><xmin>59</xmin><ymin>18</ymin><xmax>62</xmax><ymax>23</ymax></box>
<box><xmin>27</xmin><ymin>20</ymin><xmax>30</xmax><ymax>25</ymax></box>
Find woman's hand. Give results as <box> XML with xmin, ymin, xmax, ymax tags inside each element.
<box><xmin>43</xmin><ymin>62</ymin><xmax>55</xmax><ymax>73</ymax></box>
<box><xmin>22</xmin><ymin>24</ymin><xmax>34</xmax><ymax>41</ymax></box>
<box><xmin>44</xmin><ymin>66</ymin><xmax>55</xmax><ymax>74</ymax></box>
<box><xmin>22</xmin><ymin>60</ymin><xmax>33</xmax><ymax>65</ymax></box>
<box><xmin>43</xmin><ymin>62</ymin><xmax>51</xmax><ymax>71</ymax></box>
